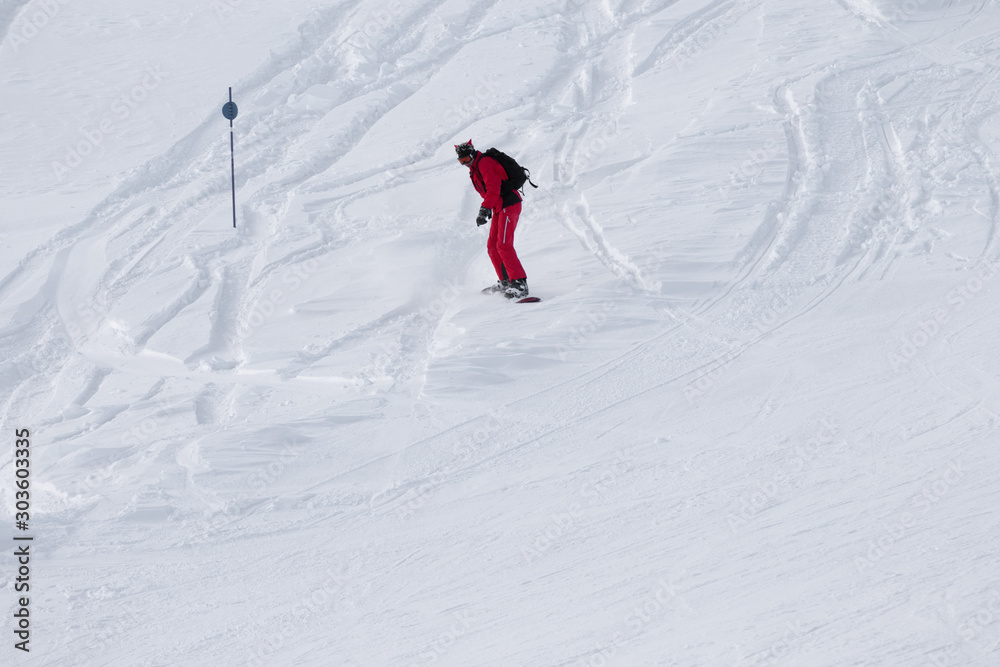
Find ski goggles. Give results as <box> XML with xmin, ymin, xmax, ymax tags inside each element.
<box><xmin>458</xmin><ymin>153</ymin><xmax>473</xmax><ymax>165</ymax></box>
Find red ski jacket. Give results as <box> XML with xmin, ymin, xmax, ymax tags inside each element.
<box><xmin>468</xmin><ymin>151</ymin><xmax>522</xmax><ymax>212</ymax></box>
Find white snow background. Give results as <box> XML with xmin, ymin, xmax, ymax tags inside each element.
<box><xmin>2</xmin><ymin>0</ymin><xmax>1000</xmax><ymax>665</ymax></box>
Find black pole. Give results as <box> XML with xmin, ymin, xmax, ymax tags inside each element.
<box><xmin>229</xmin><ymin>87</ymin><xmax>236</xmax><ymax>229</ymax></box>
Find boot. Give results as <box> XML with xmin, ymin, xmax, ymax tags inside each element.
<box><xmin>482</xmin><ymin>280</ymin><xmax>509</xmax><ymax>294</ymax></box>
<box><xmin>504</xmin><ymin>278</ymin><xmax>528</xmax><ymax>299</ymax></box>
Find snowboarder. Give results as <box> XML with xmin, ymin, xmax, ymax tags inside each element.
<box><xmin>456</xmin><ymin>140</ymin><xmax>529</xmax><ymax>299</ymax></box>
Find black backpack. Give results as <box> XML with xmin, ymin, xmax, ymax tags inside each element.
<box><xmin>484</xmin><ymin>148</ymin><xmax>538</xmax><ymax>193</ymax></box>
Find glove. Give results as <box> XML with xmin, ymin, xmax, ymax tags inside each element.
<box><xmin>476</xmin><ymin>206</ymin><xmax>492</xmax><ymax>226</ymax></box>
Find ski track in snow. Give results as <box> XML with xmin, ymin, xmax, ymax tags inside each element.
<box><xmin>3</xmin><ymin>0</ymin><xmax>1000</xmax><ymax>665</ymax></box>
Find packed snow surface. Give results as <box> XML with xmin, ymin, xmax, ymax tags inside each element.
<box><xmin>2</xmin><ymin>0</ymin><xmax>1000</xmax><ymax>665</ymax></box>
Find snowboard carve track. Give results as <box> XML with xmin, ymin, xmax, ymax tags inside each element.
<box><xmin>559</xmin><ymin>194</ymin><xmax>658</xmax><ymax>293</ymax></box>
<box><xmin>0</xmin><ymin>0</ymin><xmax>33</xmax><ymax>48</ymax></box>
<box><xmin>6</xmin><ymin>2</ymin><xmax>1000</xmax><ymax>665</ymax></box>
<box><xmin>1</xmin><ymin>0</ymin><xmax>520</xmax><ymax>423</ymax></box>
<box><xmin>632</xmin><ymin>0</ymin><xmax>761</xmax><ymax>77</ymax></box>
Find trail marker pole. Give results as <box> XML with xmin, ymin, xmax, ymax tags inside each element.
<box><xmin>222</xmin><ymin>88</ymin><xmax>239</xmax><ymax>229</ymax></box>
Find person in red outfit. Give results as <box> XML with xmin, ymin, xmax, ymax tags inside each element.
<box><xmin>456</xmin><ymin>140</ymin><xmax>529</xmax><ymax>299</ymax></box>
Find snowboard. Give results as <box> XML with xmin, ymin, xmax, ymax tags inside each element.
<box><xmin>481</xmin><ymin>285</ymin><xmax>540</xmax><ymax>302</ymax></box>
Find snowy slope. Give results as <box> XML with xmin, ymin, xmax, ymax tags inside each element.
<box><xmin>3</xmin><ymin>0</ymin><xmax>1000</xmax><ymax>665</ymax></box>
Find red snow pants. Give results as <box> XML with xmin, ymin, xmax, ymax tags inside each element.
<box><xmin>486</xmin><ymin>203</ymin><xmax>526</xmax><ymax>281</ymax></box>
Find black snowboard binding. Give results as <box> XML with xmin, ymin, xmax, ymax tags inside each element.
<box><xmin>482</xmin><ymin>280</ymin><xmax>509</xmax><ymax>294</ymax></box>
<box><xmin>503</xmin><ymin>279</ymin><xmax>528</xmax><ymax>299</ymax></box>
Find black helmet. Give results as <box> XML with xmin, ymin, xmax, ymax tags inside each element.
<box><xmin>455</xmin><ymin>139</ymin><xmax>475</xmax><ymax>163</ymax></box>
